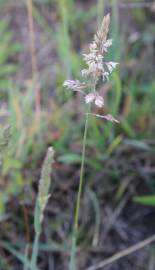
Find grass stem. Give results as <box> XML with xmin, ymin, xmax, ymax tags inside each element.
<box><xmin>26</xmin><ymin>0</ymin><xmax>41</xmax><ymax>126</ymax></box>
<box><xmin>31</xmin><ymin>231</ymin><xmax>40</xmax><ymax>269</ymax></box>
<box><xmin>69</xmin><ymin>111</ymin><xmax>89</xmax><ymax>270</ymax></box>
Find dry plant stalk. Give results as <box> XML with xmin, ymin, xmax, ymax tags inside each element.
<box><xmin>85</xmin><ymin>234</ymin><xmax>155</xmax><ymax>270</ymax></box>
<box><xmin>26</xmin><ymin>0</ymin><xmax>41</xmax><ymax>124</ymax></box>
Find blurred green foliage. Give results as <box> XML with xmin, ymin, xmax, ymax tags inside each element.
<box><xmin>134</xmin><ymin>195</ymin><xmax>155</xmax><ymax>206</ymax></box>
<box><xmin>0</xmin><ymin>0</ymin><xmax>154</xmax><ymax>212</ymax></box>
<box><xmin>0</xmin><ymin>20</ymin><xmax>21</xmax><ymax>90</ymax></box>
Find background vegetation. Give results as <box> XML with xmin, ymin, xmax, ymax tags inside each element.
<box><xmin>0</xmin><ymin>0</ymin><xmax>155</xmax><ymax>269</ymax></box>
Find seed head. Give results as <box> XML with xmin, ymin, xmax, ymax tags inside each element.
<box><xmin>63</xmin><ymin>80</ymin><xmax>86</xmax><ymax>93</ymax></box>
<box><xmin>63</xmin><ymin>14</ymin><xmax>119</xmax><ymax>122</ymax></box>
<box><xmin>81</xmin><ymin>13</ymin><xmax>118</xmax><ymax>82</ymax></box>
<box><xmin>38</xmin><ymin>147</ymin><xmax>54</xmax><ymax>222</ymax></box>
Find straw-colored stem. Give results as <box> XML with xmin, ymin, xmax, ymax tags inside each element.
<box><xmin>26</xmin><ymin>0</ymin><xmax>41</xmax><ymax>124</ymax></box>
<box><xmin>85</xmin><ymin>234</ymin><xmax>155</xmax><ymax>270</ymax></box>
<box><xmin>69</xmin><ymin>112</ymin><xmax>89</xmax><ymax>270</ymax></box>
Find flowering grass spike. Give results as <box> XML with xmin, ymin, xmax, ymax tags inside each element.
<box><xmin>63</xmin><ymin>13</ymin><xmax>119</xmax><ymax>123</ymax></box>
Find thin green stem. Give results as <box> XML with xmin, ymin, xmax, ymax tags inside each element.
<box><xmin>31</xmin><ymin>232</ymin><xmax>40</xmax><ymax>269</ymax></box>
<box><xmin>24</xmin><ymin>243</ymin><xmax>30</xmax><ymax>270</ymax></box>
<box><xmin>69</xmin><ymin>111</ymin><xmax>89</xmax><ymax>270</ymax></box>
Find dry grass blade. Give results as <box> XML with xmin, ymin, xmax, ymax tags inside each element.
<box><xmin>85</xmin><ymin>234</ymin><xmax>155</xmax><ymax>270</ymax></box>
<box><xmin>26</xmin><ymin>0</ymin><xmax>41</xmax><ymax>123</ymax></box>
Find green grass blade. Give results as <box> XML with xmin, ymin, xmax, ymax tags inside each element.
<box><xmin>133</xmin><ymin>195</ymin><xmax>155</xmax><ymax>206</ymax></box>
<box><xmin>0</xmin><ymin>241</ymin><xmax>40</xmax><ymax>270</ymax></box>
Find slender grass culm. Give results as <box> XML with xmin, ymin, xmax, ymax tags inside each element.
<box><xmin>26</xmin><ymin>0</ymin><xmax>41</xmax><ymax>127</ymax></box>
<box><xmin>30</xmin><ymin>147</ymin><xmax>54</xmax><ymax>269</ymax></box>
<box><xmin>63</xmin><ymin>14</ymin><xmax>119</xmax><ymax>270</ymax></box>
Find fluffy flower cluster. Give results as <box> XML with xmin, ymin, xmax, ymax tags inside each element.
<box><xmin>82</xmin><ymin>14</ymin><xmax>118</xmax><ymax>81</ymax></box>
<box><xmin>63</xmin><ymin>80</ymin><xmax>86</xmax><ymax>93</ymax></box>
<box><xmin>85</xmin><ymin>92</ymin><xmax>104</xmax><ymax>108</ymax></box>
<box><xmin>63</xmin><ymin>14</ymin><xmax>119</xmax><ymax>123</ymax></box>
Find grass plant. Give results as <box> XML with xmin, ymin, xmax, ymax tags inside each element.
<box><xmin>63</xmin><ymin>13</ymin><xmax>119</xmax><ymax>269</ymax></box>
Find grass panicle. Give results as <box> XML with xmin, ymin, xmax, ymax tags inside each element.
<box><xmin>31</xmin><ymin>146</ymin><xmax>54</xmax><ymax>269</ymax></box>
<box><xmin>38</xmin><ymin>146</ymin><xmax>55</xmax><ymax>223</ymax></box>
